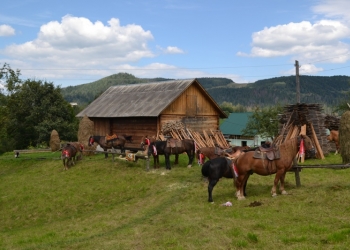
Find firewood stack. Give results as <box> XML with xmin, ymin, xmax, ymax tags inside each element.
<box><xmin>277</xmin><ymin>103</ymin><xmax>328</xmax><ymax>158</ymax></box>
<box><xmin>324</xmin><ymin>115</ymin><xmax>340</xmax><ymax>131</ymax></box>
<box><xmin>159</xmin><ymin>121</ymin><xmax>229</xmax><ymax>149</ymax></box>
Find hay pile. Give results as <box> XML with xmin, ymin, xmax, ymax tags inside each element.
<box><xmin>50</xmin><ymin>130</ymin><xmax>61</xmax><ymax>152</ymax></box>
<box><xmin>78</xmin><ymin>115</ymin><xmax>95</xmax><ymax>156</ymax></box>
<box><xmin>339</xmin><ymin>111</ymin><xmax>350</xmax><ymax>163</ymax></box>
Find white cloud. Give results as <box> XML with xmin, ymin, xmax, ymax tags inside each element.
<box><xmin>238</xmin><ymin>0</ymin><xmax>350</xmax><ymax>66</ymax></box>
<box><xmin>238</xmin><ymin>20</ymin><xmax>350</xmax><ymax>62</ymax></box>
<box><xmin>2</xmin><ymin>15</ymin><xmax>155</xmax><ymax>67</ymax></box>
<box><xmin>0</xmin><ymin>24</ymin><xmax>15</xmax><ymax>36</ymax></box>
<box><xmin>312</xmin><ymin>0</ymin><xmax>350</xmax><ymax>21</ymax></box>
<box><xmin>160</xmin><ymin>46</ymin><xmax>184</xmax><ymax>54</ymax></box>
<box><xmin>283</xmin><ymin>64</ymin><xmax>323</xmax><ymax>75</ymax></box>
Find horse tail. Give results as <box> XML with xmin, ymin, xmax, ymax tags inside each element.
<box><xmin>201</xmin><ymin>160</ymin><xmax>211</xmax><ymax>177</ymax></box>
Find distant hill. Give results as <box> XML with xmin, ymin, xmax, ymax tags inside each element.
<box><xmin>61</xmin><ymin>73</ymin><xmax>350</xmax><ymax>108</ymax></box>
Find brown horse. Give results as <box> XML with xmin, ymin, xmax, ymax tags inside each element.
<box><xmin>232</xmin><ymin>145</ymin><xmax>251</xmax><ymax>152</ymax></box>
<box><xmin>148</xmin><ymin>138</ymin><xmax>195</xmax><ymax>170</ymax></box>
<box><xmin>327</xmin><ymin>130</ymin><xmax>339</xmax><ymax>155</ymax></box>
<box><xmin>234</xmin><ymin>134</ymin><xmax>314</xmax><ymax>199</ymax></box>
<box><xmin>196</xmin><ymin>146</ymin><xmax>242</xmax><ymax>166</ymax></box>
<box><xmin>88</xmin><ymin>135</ymin><xmax>126</xmax><ymax>158</ymax></box>
<box><xmin>61</xmin><ymin>143</ymin><xmax>78</xmax><ymax>170</ymax></box>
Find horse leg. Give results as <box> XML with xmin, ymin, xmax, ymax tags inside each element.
<box><xmin>236</xmin><ymin>174</ymin><xmax>248</xmax><ymax>200</ymax></box>
<box><xmin>279</xmin><ymin>171</ymin><xmax>288</xmax><ymax>195</ymax></box>
<box><xmin>208</xmin><ymin>178</ymin><xmax>218</xmax><ymax>202</ymax></box>
<box><xmin>271</xmin><ymin>170</ymin><xmax>283</xmax><ymax>197</ymax></box>
<box><xmin>187</xmin><ymin>151</ymin><xmax>194</xmax><ymax>168</ymax></box>
<box><xmin>243</xmin><ymin>175</ymin><xmax>249</xmax><ymax>197</ymax></box>
<box><xmin>152</xmin><ymin>155</ymin><xmax>156</xmax><ymax>168</ymax></box>
<box><xmin>174</xmin><ymin>154</ymin><xmax>179</xmax><ymax>165</ymax></box>
<box><xmin>165</xmin><ymin>154</ymin><xmax>171</xmax><ymax>170</ymax></box>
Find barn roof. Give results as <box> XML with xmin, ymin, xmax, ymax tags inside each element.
<box><xmin>76</xmin><ymin>78</ymin><xmax>226</xmax><ymax>118</ymax></box>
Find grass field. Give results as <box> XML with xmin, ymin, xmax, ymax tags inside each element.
<box><xmin>1</xmin><ymin>151</ymin><xmax>350</xmax><ymax>249</ymax></box>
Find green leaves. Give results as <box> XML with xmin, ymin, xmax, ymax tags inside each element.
<box><xmin>241</xmin><ymin>105</ymin><xmax>283</xmax><ymax>141</ymax></box>
<box><xmin>1</xmin><ymin>64</ymin><xmax>79</xmax><ymax>151</ymax></box>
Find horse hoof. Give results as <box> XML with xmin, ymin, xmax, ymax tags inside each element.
<box><xmin>187</xmin><ymin>165</ymin><xmax>192</xmax><ymax>168</ymax></box>
<box><xmin>271</xmin><ymin>193</ymin><xmax>277</xmax><ymax>197</ymax></box>
<box><xmin>281</xmin><ymin>190</ymin><xmax>288</xmax><ymax>195</ymax></box>
<box><xmin>237</xmin><ymin>196</ymin><xmax>246</xmax><ymax>200</ymax></box>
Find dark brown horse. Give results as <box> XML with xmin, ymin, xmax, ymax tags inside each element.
<box><xmin>234</xmin><ymin>134</ymin><xmax>314</xmax><ymax>199</ymax></box>
<box><xmin>61</xmin><ymin>143</ymin><xmax>78</xmax><ymax>170</ymax></box>
<box><xmin>88</xmin><ymin>135</ymin><xmax>126</xmax><ymax>158</ymax></box>
<box><xmin>327</xmin><ymin>130</ymin><xmax>339</xmax><ymax>155</ymax></box>
<box><xmin>148</xmin><ymin>140</ymin><xmax>180</xmax><ymax>168</ymax></box>
<box><xmin>148</xmin><ymin>138</ymin><xmax>195</xmax><ymax>170</ymax></box>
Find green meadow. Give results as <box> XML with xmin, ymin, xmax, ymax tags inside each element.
<box><xmin>0</xmin><ymin>151</ymin><xmax>349</xmax><ymax>249</ymax></box>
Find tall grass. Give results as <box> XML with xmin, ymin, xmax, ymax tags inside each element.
<box><xmin>1</xmin><ymin>151</ymin><xmax>350</xmax><ymax>249</ymax></box>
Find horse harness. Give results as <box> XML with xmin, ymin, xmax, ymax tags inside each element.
<box><xmin>253</xmin><ymin>145</ymin><xmax>280</xmax><ymax>174</ymax></box>
<box><xmin>166</xmin><ymin>138</ymin><xmax>183</xmax><ymax>154</ymax></box>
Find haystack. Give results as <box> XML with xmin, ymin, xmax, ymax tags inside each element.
<box><xmin>78</xmin><ymin>115</ymin><xmax>95</xmax><ymax>156</ymax></box>
<box><xmin>339</xmin><ymin>111</ymin><xmax>350</xmax><ymax>163</ymax></box>
<box><xmin>50</xmin><ymin>130</ymin><xmax>61</xmax><ymax>152</ymax></box>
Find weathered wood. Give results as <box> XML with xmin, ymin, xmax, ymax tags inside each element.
<box><xmin>310</xmin><ymin>123</ymin><xmax>325</xmax><ymax>159</ymax></box>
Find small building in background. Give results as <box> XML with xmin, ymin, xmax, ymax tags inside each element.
<box><xmin>220</xmin><ymin>112</ymin><xmax>267</xmax><ymax>147</ymax></box>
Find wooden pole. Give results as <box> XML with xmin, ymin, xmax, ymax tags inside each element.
<box><xmin>295</xmin><ymin>60</ymin><xmax>300</xmax><ymax>103</ymax></box>
<box><xmin>309</xmin><ymin>123</ymin><xmax>325</xmax><ymax>159</ymax></box>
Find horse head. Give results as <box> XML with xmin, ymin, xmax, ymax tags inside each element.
<box><xmin>148</xmin><ymin>142</ymin><xmax>157</xmax><ymax>156</ymax></box>
<box><xmin>300</xmin><ymin>134</ymin><xmax>316</xmax><ymax>158</ymax></box>
<box><xmin>88</xmin><ymin>136</ymin><xmax>94</xmax><ymax>146</ymax></box>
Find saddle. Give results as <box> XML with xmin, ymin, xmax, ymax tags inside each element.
<box><xmin>253</xmin><ymin>145</ymin><xmax>280</xmax><ymax>160</ymax></box>
<box><xmin>166</xmin><ymin>138</ymin><xmax>183</xmax><ymax>148</ymax></box>
<box><xmin>106</xmin><ymin>134</ymin><xmax>118</xmax><ymax>141</ymax></box>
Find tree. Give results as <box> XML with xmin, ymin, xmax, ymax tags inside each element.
<box><xmin>6</xmin><ymin>79</ymin><xmax>78</xmax><ymax>149</ymax></box>
<box><xmin>334</xmin><ymin>79</ymin><xmax>350</xmax><ymax>115</ymax></box>
<box><xmin>241</xmin><ymin>105</ymin><xmax>283</xmax><ymax>141</ymax></box>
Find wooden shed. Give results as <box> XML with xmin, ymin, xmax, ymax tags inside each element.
<box><xmin>76</xmin><ymin>79</ymin><xmax>227</xmax><ymax>146</ymax></box>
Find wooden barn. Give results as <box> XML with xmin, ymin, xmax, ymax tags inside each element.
<box><xmin>76</xmin><ymin>79</ymin><xmax>227</xmax><ymax>147</ymax></box>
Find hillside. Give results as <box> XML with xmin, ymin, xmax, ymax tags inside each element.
<box><xmin>61</xmin><ymin>73</ymin><xmax>350</xmax><ymax>107</ymax></box>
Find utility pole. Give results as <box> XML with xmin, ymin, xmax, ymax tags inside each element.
<box><xmin>295</xmin><ymin>60</ymin><xmax>300</xmax><ymax>103</ymax></box>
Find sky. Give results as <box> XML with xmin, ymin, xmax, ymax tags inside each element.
<box><xmin>1</xmin><ymin>0</ymin><xmax>350</xmax><ymax>88</ymax></box>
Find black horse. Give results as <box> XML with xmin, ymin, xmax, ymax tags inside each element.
<box><xmin>201</xmin><ymin>156</ymin><xmax>247</xmax><ymax>202</ymax></box>
<box><xmin>148</xmin><ymin>138</ymin><xmax>195</xmax><ymax>170</ymax></box>
<box><xmin>88</xmin><ymin>135</ymin><xmax>126</xmax><ymax>158</ymax></box>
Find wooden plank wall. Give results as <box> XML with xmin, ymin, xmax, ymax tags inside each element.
<box><xmin>112</xmin><ymin>117</ymin><xmax>158</xmax><ymax>138</ymax></box>
<box><xmin>162</xmin><ymin>84</ymin><xmax>220</xmax><ymax>116</ymax></box>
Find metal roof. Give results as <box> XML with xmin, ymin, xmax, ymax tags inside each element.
<box><xmin>77</xmin><ymin>78</ymin><xmax>226</xmax><ymax>118</ymax></box>
<box><xmin>220</xmin><ymin>112</ymin><xmax>253</xmax><ymax>135</ymax></box>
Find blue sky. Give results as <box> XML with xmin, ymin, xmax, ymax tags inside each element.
<box><xmin>1</xmin><ymin>0</ymin><xmax>350</xmax><ymax>88</ymax></box>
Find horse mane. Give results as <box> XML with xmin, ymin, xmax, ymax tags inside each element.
<box><xmin>279</xmin><ymin>136</ymin><xmax>298</xmax><ymax>156</ymax></box>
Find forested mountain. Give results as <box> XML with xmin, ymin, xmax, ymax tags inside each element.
<box><xmin>61</xmin><ymin>73</ymin><xmax>350</xmax><ymax>108</ymax></box>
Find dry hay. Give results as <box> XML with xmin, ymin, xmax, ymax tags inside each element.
<box><xmin>78</xmin><ymin>115</ymin><xmax>95</xmax><ymax>156</ymax></box>
<box><xmin>339</xmin><ymin>111</ymin><xmax>350</xmax><ymax>163</ymax></box>
<box><xmin>50</xmin><ymin>130</ymin><xmax>61</xmax><ymax>152</ymax></box>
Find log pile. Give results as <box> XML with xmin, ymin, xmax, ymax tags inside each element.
<box><xmin>324</xmin><ymin>115</ymin><xmax>340</xmax><ymax>131</ymax></box>
<box><xmin>158</xmin><ymin>121</ymin><xmax>229</xmax><ymax>149</ymax></box>
<box><xmin>277</xmin><ymin>103</ymin><xmax>327</xmax><ymax>158</ymax></box>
